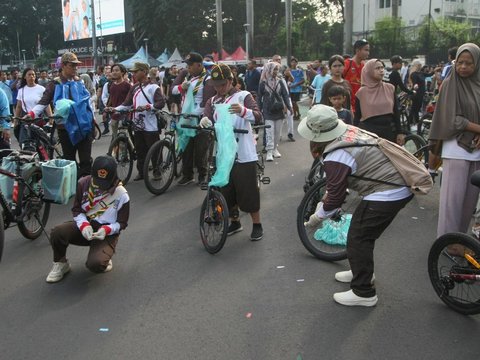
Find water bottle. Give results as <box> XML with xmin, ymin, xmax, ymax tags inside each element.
<box><xmin>171</xmin><ymin>120</ymin><xmax>177</xmax><ymax>130</ymax></box>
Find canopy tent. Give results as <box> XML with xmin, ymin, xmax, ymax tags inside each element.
<box><xmin>156</xmin><ymin>48</ymin><xmax>170</xmax><ymax>64</ymax></box>
<box><xmin>212</xmin><ymin>49</ymin><xmax>231</xmax><ymax>62</ymax></box>
<box><xmin>228</xmin><ymin>46</ymin><xmax>247</xmax><ymax>61</ymax></box>
<box><xmin>120</xmin><ymin>46</ymin><xmax>161</xmax><ymax>68</ymax></box>
<box><xmin>161</xmin><ymin>48</ymin><xmax>185</xmax><ymax>68</ymax></box>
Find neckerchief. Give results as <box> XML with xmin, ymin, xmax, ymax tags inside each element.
<box><xmin>191</xmin><ymin>68</ymin><xmax>207</xmax><ymax>96</ymax></box>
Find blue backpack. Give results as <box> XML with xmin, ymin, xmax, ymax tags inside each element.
<box><xmin>53</xmin><ymin>80</ymin><xmax>93</xmax><ymax>145</ymax></box>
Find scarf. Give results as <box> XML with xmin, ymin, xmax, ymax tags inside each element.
<box><xmin>430</xmin><ymin>43</ymin><xmax>480</xmax><ymax>141</ymax></box>
<box><xmin>191</xmin><ymin>67</ymin><xmax>207</xmax><ymax>96</ymax></box>
<box><xmin>260</xmin><ymin>62</ymin><xmax>280</xmax><ymax>91</ymax></box>
<box><xmin>355</xmin><ymin>59</ymin><xmax>395</xmax><ymax>121</ymax></box>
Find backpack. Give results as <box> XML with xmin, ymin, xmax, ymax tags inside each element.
<box><xmin>265</xmin><ymin>82</ymin><xmax>284</xmax><ymax>114</ymax></box>
<box><xmin>339</xmin><ymin>138</ymin><xmax>433</xmax><ymax>195</ymax></box>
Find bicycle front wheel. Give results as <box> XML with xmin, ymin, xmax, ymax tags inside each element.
<box><xmin>108</xmin><ymin>136</ymin><xmax>134</xmax><ymax>185</ymax></box>
<box><xmin>200</xmin><ymin>189</ymin><xmax>229</xmax><ymax>254</ymax></box>
<box><xmin>297</xmin><ymin>179</ymin><xmax>361</xmax><ymax>261</ymax></box>
<box><xmin>143</xmin><ymin>140</ymin><xmax>176</xmax><ymax>195</ymax></box>
<box><xmin>428</xmin><ymin>233</ymin><xmax>480</xmax><ymax>315</ymax></box>
<box><xmin>94</xmin><ymin>122</ymin><xmax>102</xmax><ymax>140</ymax></box>
<box><xmin>404</xmin><ymin>133</ymin><xmax>428</xmax><ymax>167</ymax></box>
<box><xmin>17</xmin><ymin>168</ymin><xmax>50</xmax><ymax>240</ymax></box>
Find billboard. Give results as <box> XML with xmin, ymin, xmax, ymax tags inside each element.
<box><xmin>62</xmin><ymin>0</ymin><xmax>126</xmax><ymax>41</ymax></box>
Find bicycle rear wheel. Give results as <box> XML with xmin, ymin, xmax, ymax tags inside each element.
<box><xmin>17</xmin><ymin>168</ymin><xmax>50</xmax><ymax>240</ymax></box>
<box><xmin>297</xmin><ymin>179</ymin><xmax>361</xmax><ymax>261</ymax></box>
<box><xmin>108</xmin><ymin>136</ymin><xmax>134</xmax><ymax>185</ymax></box>
<box><xmin>143</xmin><ymin>139</ymin><xmax>176</xmax><ymax>195</ymax></box>
<box><xmin>0</xmin><ymin>209</ymin><xmax>4</xmax><ymax>261</ymax></box>
<box><xmin>200</xmin><ymin>189</ymin><xmax>229</xmax><ymax>254</ymax></box>
<box><xmin>94</xmin><ymin>122</ymin><xmax>102</xmax><ymax>140</ymax></box>
<box><xmin>428</xmin><ymin>233</ymin><xmax>480</xmax><ymax>315</ymax></box>
<box><xmin>404</xmin><ymin>133</ymin><xmax>428</xmax><ymax>167</ymax></box>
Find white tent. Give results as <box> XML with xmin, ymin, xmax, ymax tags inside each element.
<box><xmin>161</xmin><ymin>48</ymin><xmax>185</xmax><ymax>68</ymax></box>
<box><xmin>120</xmin><ymin>46</ymin><xmax>161</xmax><ymax>68</ymax></box>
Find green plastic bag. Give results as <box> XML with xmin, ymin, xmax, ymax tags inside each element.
<box><xmin>209</xmin><ymin>104</ymin><xmax>237</xmax><ymax>187</ymax></box>
<box><xmin>177</xmin><ymin>88</ymin><xmax>197</xmax><ymax>152</ymax></box>
<box><xmin>314</xmin><ymin>214</ymin><xmax>352</xmax><ymax>246</ymax></box>
<box><xmin>54</xmin><ymin>98</ymin><xmax>75</xmax><ymax>124</ymax></box>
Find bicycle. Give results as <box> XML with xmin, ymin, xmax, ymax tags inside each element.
<box><xmin>0</xmin><ymin>148</ymin><xmax>50</xmax><ymax>252</ymax></box>
<box><xmin>428</xmin><ymin>170</ymin><xmax>480</xmax><ymax>315</ymax></box>
<box><xmin>106</xmin><ymin>110</ymin><xmax>137</xmax><ymax>185</ymax></box>
<box><xmin>181</xmin><ymin>122</ymin><xmax>249</xmax><ymax>254</ymax></box>
<box><xmin>398</xmin><ymin>92</ymin><xmax>414</xmax><ymax>133</ymax></box>
<box><xmin>143</xmin><ymin>111</ymin><xmax>200</xmax><ymax>195</ymax></box>
<box><xmin>251</xmin><ymin>124</ymin><xmax>271</xmax><ymax>189</ymax></box>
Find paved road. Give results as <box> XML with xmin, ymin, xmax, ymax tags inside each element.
<box><xmin>1</xmin><ymin>111</ymin><xmax>479</xmax><ymax>359</ymax></box>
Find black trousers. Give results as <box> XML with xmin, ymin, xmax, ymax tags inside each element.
<box><xmin>133</xmin><ymin>130</ymin><xmax>159</xmax><ymax>174</ymax></box>
<box><xmin>182</xmin><ymin>131</ymin><xmax>212</xmax><ymax>179</ymax></box>
<box><xmin>347</xmin><ymin>195</ymin><xmax>413</xmax><ymax>298</ymax></box>
<box><xmin>57</xmin><ymin>128</ymin><xmax>93</xmax><ymax>178</ymax></box>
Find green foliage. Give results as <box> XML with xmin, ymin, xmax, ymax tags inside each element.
<box><xmin>35</xmin><ymin>50</ymin><xmax>57</xmax><ymax>69</ymax></box>
<box><xmin>418</xmin><ymin>17</ymin><xmax>472</xmax><ymax>49</ymax></box>
<box><xmin>368</xmin><ymin>17</ymin><xmax>407</xmax><ymax>58</ymax></box>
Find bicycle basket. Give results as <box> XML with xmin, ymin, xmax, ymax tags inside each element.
<box><xmin>0</xmin><ymin>157</ymin><xmax>35</xmax><ymax>204</ymax></box>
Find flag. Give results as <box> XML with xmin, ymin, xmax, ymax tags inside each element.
<box><xmin>37</xmin><ymin>34</ymin><xmax>42</xmax><ymax>56</ymax></box>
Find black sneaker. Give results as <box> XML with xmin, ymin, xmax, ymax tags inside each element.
<box><xmin>227</xmin><ymin>221</ymin><xmax>243</xmax><ymax>236</ymax></box>
<box><xmin>178</xmin><ymin>176</ymin><xmax>194</xmax><ymax>186</ymax></box>
<box><xmin>102</xmin><ymin>127</ymin><xmax>110</xmax><ymax>135</ymax></box>
<box><xmin>250</xmin><ymin>223</ymin><xmax>263</xmax><ymax>241</ymax></box>
<box><xmin>288</xmin><ymin>133</ymin><xmax>296</xmax><ymax>142</ymax></box>
<box><xmin>198</xmin><ymin>176</ymin><xmax>208</xmax><ymax>186</ymax></box>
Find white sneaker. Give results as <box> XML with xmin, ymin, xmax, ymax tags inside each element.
<box><xmin>335</xmin><ymin>270</ymin><xmax>375</xmax><ymax>284</ymax></box>
<box><xmin>104</xmin><ymin>259</ymin><xmax>113</xmax><ymax>273</ymax></box>
<box><xmin>46</xmin><ymin>261</ymin><xmax>71</xmax><ymax>283</ymax></box>
<box><xmin>273</xmin><ymin>149</ymin><xmax>282</xmax><ymax>158</ymax></box>
<box><xmin>266</xmin><ymin>151</ymin><xmax>274</xmax><ymax>162</ymax></box>
<box><xmin>333</xmin><ymin>289</ymin><xmax>378</xmax><ymax>307</ymax></box>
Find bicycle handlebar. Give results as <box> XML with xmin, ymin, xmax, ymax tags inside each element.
<box><xmin>180</xmin><ymin>124</ymin><xmax>249</xmax><ymax>134</ymax></box>
<box><xmin>252</xmin><ymin>124</ymin><xmax>271</xmax><ymax>130</ymax></box>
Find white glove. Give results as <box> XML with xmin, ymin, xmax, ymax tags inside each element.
<box><xmin>91</xmin><ymin>227</ymin><xmax>106</xmax><ymax>241</ymax></box>
<box><xmin>304</xmin><ymin>213</ymin><xmax>324</xmax><ymax>229</ymax></box>
<box><xmin>181</xmin><ymin>80</ymin><xmax>191</xmax><ymax>91</ymax></box>
<box><xmin>199</xmin><ymin>117</ymin><xmax>213</xmax><ymax>128</ymax></box>
<box><xmin>81</xmin><ymin>225</ymin><xmax>94</xmax><ymax>241</ymax></box>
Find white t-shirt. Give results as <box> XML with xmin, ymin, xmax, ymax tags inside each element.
<box><xmin>442</xmin><ymin>138</ymin><xmax>480</xmax><ymax>161</ymax></box>
<box><xmin>16</xmin><ymin>84</ymin><xmax>45</xmax><ymax>113</ymax></box>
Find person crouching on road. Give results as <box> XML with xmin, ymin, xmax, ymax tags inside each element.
<box><xmin>200</xmin><ymin>63</ymin><xmax>264</xmax><ymax>241</ymax></box>
<box><xmin>299</xmin><ymin>105</ymin><xmax>413</xmax><ymax>307</ymax></box>
<box><xmin>46</xmin><ymin>155</ymin><xmax>130</xmax><ymax>283</ymax></box>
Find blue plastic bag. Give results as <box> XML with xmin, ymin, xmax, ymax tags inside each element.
<box><xmin>177</xmin><ymin>88</ymin><xmax>197</xmax><ymax>152</ymax></box>
<box><xmin>209</xmin><ymin>104</ymin><xmax>237</xmax><ymax>187</ymax></box>
<box><xmin>314</xmin><ymin>214</ymin><xmax>352</xmax><ymax>246</ymax></box>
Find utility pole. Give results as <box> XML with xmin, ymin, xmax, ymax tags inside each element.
<box><xmin>246</xmin><ymin>0</ymin><xmax>254</xmax><ymax>58</ymax></box>
<box><xmin>343</xmin><ymin>0</ymin><xmax>353</xmax><ymax>55</ymax></box>
<box><xmin>427</xmin><ymin>0</ymin><xmax>432</xmax><ymax>62</ymax></box>
<box><xmin>216</xmin><ymin>0</ymin><xmax>223</xmax><ymax>61</ymax></box>
<box><xmin>285</xmin><ymin>0</ymin><xmax>292</xmax><ymax>64</ymax></box>
<box><xmin>91</xmin><ymin>0</ymin><xmax>98</xmax><ymax>70</ymax></box>
<box><xmin>392</xmin><ymin>0</ymin><xmax>399</xmax><ymax>54</ymax></box>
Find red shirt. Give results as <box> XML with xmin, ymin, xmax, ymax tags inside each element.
<box><xmin>343</xmin><ymin>58</ymin><xmax>364</xmax><ymax>112</ymax></box>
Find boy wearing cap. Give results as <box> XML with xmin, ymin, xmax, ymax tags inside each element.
<box><xmin>200</xmin><ymin>63</ymin><xmax>264</xmax><ymax>241</ymax></box>
<box><xmin>106</xmin><ymin>62</ymin><xmax>165</xmax><ymax>181</ymax></box>
<box><xmin>28</xmin><ymin>52</ymin><xmax>94</xmax><ymax>177</ymax></box>
<box><xmin>46</xmin><ymin>155</ymin><xmax>130</xmax><ymax>283</ymax></box>
<box><xmin>171</xmin><ymin>52</ymin><xmax>216</xmax><ymax>185</ymax></box>
<box><xmin>298</xmin><ymin>105</ymin><xmax>413</xmax><ymax>306</ymax></box>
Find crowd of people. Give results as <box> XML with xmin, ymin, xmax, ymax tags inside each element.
<box><xmin>1</xmin><ymin>40</ymin><xmax>479</xmax><ymax>308</ymax></box>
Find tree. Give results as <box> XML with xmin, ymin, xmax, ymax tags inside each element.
<box><xmin>418</xmin><ymin>17</ymin><xmax>472</xmax><ymax>50</ymax></box>
<box><xmin>369</xmin><ymin>17</ymin><xmax>407</xmax><ymax>58</ymax></box>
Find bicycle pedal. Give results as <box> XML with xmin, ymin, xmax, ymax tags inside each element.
<box><xmin>261</xmin><ymin>177</ymin><xmax>271</xmax><ymax>185</ymax></box>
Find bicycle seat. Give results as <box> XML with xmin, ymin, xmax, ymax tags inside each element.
<box><xmin>471</xmin><ymin>170</ymin><xmax>480</xmax><ymax>187</ymax></box>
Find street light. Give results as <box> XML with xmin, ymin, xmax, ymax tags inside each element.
<box><xmin>243</xmin><ymin>24</ymin><xmax>250</xmax><ymax>61</ymax></box>
<box><xmin>144</xmin><ymin>38</ymin><xmax>149</xmax><ymax>61</ymax></box>
<box><xmin>21</xmin><ymin>49</ymin><xmax>26</xmax><ymax>69</ymax></box>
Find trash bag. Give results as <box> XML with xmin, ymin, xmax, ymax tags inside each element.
<box><xmin>177</xmin><ymin>87</ymin><xmax>197</xmax><ymax>152</ymax></box>
<box><xmin>209</xmin><ymin>104</ymin><xmax>237</xmax><ymax>187</ymax></box>
<box><xmin>54</xmin><ymin>99</ymin><xmax>74</xmax><ymax>124</ymax></box>
<box><xmin>314</xmin><ymin>214</ymin><xmax>352</xmax><ymax>246</ymax></box>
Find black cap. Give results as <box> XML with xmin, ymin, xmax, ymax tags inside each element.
<box><xmin>184</xmin><ymin>52</ymin><xmax>203</xmax><ymax>65</ymax></box>
<box><xmin>92</xmin><ymin>155</ymin><xmax>117</xmax><ymax>190</ymax></box>
<box><xmin>209</xmin><ymin>63</ymin><xmax>233</xmax><ymax>85</ymax></box>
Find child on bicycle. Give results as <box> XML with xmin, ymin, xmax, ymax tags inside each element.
<box><xmin>200</xmin><ymin>63</ymin><xmax>264</xmax><ymax>241</ymax></box>
<box><xmin>46</xmin><ymin>155</ymin><xmax>130</xmax><ymax>283</ymax></box>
